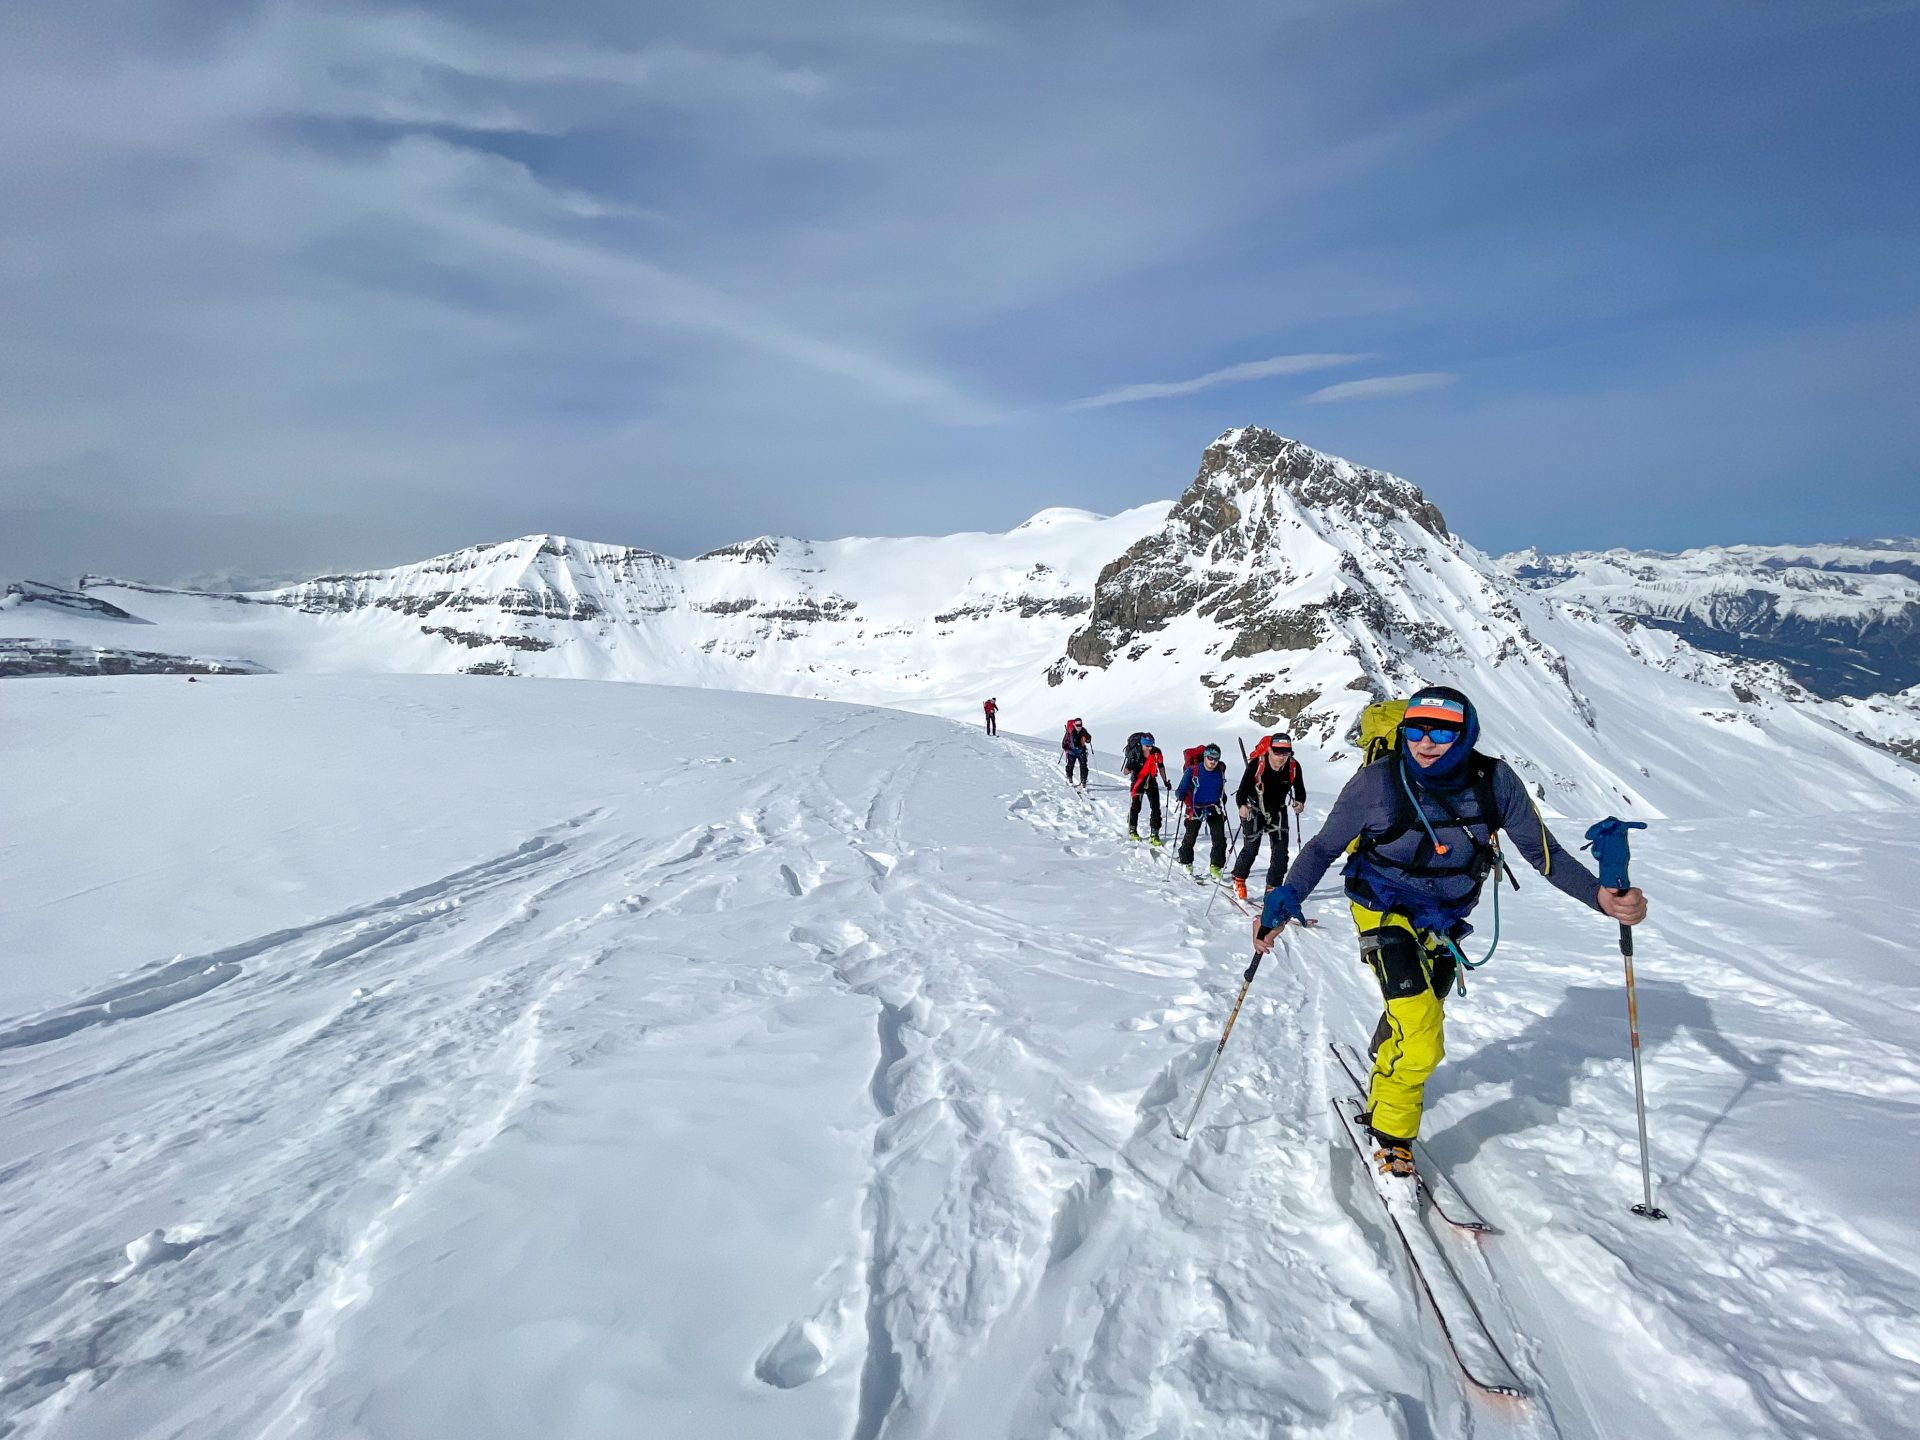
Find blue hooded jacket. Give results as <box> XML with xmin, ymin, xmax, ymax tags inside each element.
<box><xmin>1175</xmin><ymin>756</ymin><xmax>1229</xmax><ymax>812</ymax></box>
<box><xmin>1261</xmin><ymin>686</ymin><xmax>1603</xmax><ymax>932</ymax></box>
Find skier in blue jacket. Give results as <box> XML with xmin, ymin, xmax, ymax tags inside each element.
<box><xmin>1251</xmin><ymin>686</ymin><xmax>1648</xmax><ymax>1181</ymax></box>
<box><xmin>1174</xmin><ymin>743</ymin><xmax>1231</xmax><ymax>879</ymax></box>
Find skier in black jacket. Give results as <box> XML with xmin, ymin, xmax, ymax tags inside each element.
<box><xmin>1231</xmin><ymin>734</ymin><xmax>1306</xmax><ymax>901</ymax></box>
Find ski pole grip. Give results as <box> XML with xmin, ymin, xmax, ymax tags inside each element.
<box><xmin>1583</xmin><ymin>817</ymin><xmax>1647</xmax><ymax>893</ymax></box>
<box><xmin>1244</xmin><ymin>951</ymin><xmax>1265</xmax><ymax>983</ymax></box>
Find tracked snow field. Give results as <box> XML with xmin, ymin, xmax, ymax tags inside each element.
<box><xmin>2</xmin><ymin>675</ymin><xmax>1917</xmax><ymax>1438</ymax></box>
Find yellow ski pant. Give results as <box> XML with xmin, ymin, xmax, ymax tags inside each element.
<box><xmin>1353</xmin><ymin>904</ymin><xmax>1454</xmax><ymax>1142</ymax></box>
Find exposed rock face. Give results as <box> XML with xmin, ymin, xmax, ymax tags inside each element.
<box><xmin>0</xmin><ymin>639</ymin><xmax>266</xmax><ymax>678</ymax></box>
<box><xmin>2</xmin><ymin>581</ymin><xmax>143</xmax><ymax>621</ymax></box>
<box><xmin>1061</xmin><ymin>427</ymin><xmax>1587</xmax><ymax>743</ymax></box>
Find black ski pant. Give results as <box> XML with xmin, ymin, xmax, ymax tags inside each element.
<box><xmin>1128</xmin><ymin>780</ymin><xmax>1162</xmax><ymax>837</ymax></box>
<box><xmin>1065</xmin><ymin>751</ymin><xmax>1087</xmax><ymax>786</ymax></box>
<box><xmin>1178</xmin><ymin>809</ymin><xmax>1227</xmax><ymax>869</ymax></box>
<box><xmin>1232</xmin><ymin>820</ymin><xmax>1290</xmax><ymax>885</ymax></box>
<box><xmin>985</xmin><ymin>713</ymin><xmax>997</xmax><ymax>735</ymax></box>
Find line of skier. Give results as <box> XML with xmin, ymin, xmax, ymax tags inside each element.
<box><xmin>1049</xmin><ymin>687</ymin><xmax>1650</xmax><ymax>1201</ymax></box>
<box><xmin>1112</xmin><ymin>727</ymin><xmax>1307</xmax><ymax>900</ymax></box>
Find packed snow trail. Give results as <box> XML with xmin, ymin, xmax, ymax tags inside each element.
<box><xmin>2</xmin><ymin>677</ymin><xmax>1917</xmax><ymax>1438</ymax></box>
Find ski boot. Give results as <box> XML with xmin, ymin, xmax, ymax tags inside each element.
<box><xmin>1149</xmin><ymin>834</ymin><xmax>1164</xmax><ymax>848</ymax></box>
<box><xmin>1128</xmin><ymin>830</ymin><xmax>1141</xmax><ymax>842</ymax></box>
<box><xmin>1208</xmin><ymin>864</ymin><xmax>1224</xmax><ymax>881</ymax></box>
<box><xmin>1232</xmin><ymin>876</ymin><xmax>1249</xmax><ymax>901</ymax></box>
<box><xmin>1373</xmin><ymin>1142</ymin><xmax>1415</xmax><ymax>1179</ymax></box>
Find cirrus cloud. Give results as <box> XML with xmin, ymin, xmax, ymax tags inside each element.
<box><xmin>1068</xmin><ymin>353</ymin><xmax>1368</xmax><ymax>410</ymax></box>
<box><xmin>1301</xmin><ymin>372</ymin><xmax>1460</xmax><ymax>405</ymax></box>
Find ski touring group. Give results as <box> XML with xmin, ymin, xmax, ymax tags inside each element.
<box><xmin>1112</xmin><ymin>728</ymin><xmax>1305</xmax><ymax>904</ymax></box>
<box><xmin>995</xmin><ymin>686</ymin><xmax>1654</xmax><ymax>1397</ymax></box>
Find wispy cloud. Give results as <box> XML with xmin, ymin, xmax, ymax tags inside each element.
<box><xmin>1301</xmin><ymin>372</ymin><xmax>1459</xmax><ymax>405</ymax></box>
<box><xmin>1068</xmin><ymin>354</ymin><xmax>1367</xmax><ymax>410</ymax></box>
<box><xmin>1</xmin><ymin>0</ymin><xmax>1910</xmax><ymax>580</ymax></box>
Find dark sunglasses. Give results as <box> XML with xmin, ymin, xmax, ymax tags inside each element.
<box><xmin>1401</xmin><ymin>724</ymin><xmax>1461</xmax><ymax>745</ymax></box>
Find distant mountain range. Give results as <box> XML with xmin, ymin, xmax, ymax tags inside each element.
<box><xmin>6</xmin><ymin>430</ymin><xmax>1917</xmax><ymax>814</ymax></box>
<box><xmin>1499</xmin><ymin>540</ymin><xmax>1920</xmax><ymax>699</ymax></box>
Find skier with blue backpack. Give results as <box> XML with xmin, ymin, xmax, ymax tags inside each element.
<box><xmin>1062</xmin><ymin>718</ymin><xmax>1092</xmax><ymax>788</ymax></box>
<box><xmin>1251</xmin><ymin>686</ymin><xmax>1648</xmax><ymax>1186</ymax></box>
<box><xmin>1174</xmin><ymin>743</ymin><xmax>1231</xmax><ymax>880</ymax></box>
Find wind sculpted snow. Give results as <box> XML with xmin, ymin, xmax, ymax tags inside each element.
<box><xmin>2</xmin><ymin>676</ymin><xmax>1917</xmax><ymax>1438</ymax></box>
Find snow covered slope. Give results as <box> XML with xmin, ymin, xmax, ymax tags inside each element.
<box><xmin>3</xmin><ymin>674</ymin><xmax>1917</xmax><ymax>1439</ymax></box>
<box><xmin>1499</xmin><ymin>540</ymin><xmax>1920</xmax><ymax>699</ymax></box>
<box><xmin>7</xmin><ymin>432</ymin><xmax>1916</xmax><ymax>821</ymax></box>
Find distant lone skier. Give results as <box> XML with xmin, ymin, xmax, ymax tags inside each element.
<box><xmin>1174</xmin><ymin>743</ymin><xmax>1230</xmax><ymax>879</ymax></box>
<box><xmin>1062</xmin><ymin>718</ymin><xmax>1092</xmax><ymax>788</ymax></box>
<box><xmin>983</xmin><ymin>697</ymin><xmax>999</xmax><ymax>736</ymax></box>
<box><xmin>1232</xmin><ymin>733</ymin><xmax>1306</xmax><ymax>901</ymax></box>
<box><xmin>1252</xmin><ymin>686</ymin><xmax>1648</xmax><ymax>1190</ymax></box>
<box><xmin>1123</xmin><ymin>732</ymin><xmax>1166</xmax><ymax>844</ymax></box>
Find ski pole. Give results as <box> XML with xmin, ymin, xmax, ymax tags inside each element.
<box><xmin>1584</xmin><ymin>818</ymin><xmax>1663</xmax><ymax>1220</ymax></box>
<box><xmin>1174</xmin><ymin>933</ymin><xmax>1280</xmax><ymax>1140</ymax></box>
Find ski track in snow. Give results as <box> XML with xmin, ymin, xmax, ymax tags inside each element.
<box><xmin>2</xmin><ymin>691</ymin><xmax>1917</xmax><ymax>1438</ymax></box>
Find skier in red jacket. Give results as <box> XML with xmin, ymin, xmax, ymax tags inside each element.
<box><xmin>1125</xmin><ymin>734</ymin><xmax>1166</xmax><ymax>845</ymax></box>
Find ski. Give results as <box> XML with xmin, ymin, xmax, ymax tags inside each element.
<box><xmin>1331</xmin><ymin>1095</ymin><xmax>1527</xmax><ymax>1399</ymax></box>
<box><xmin>1328</xmin><ymin>1041</ymin><xmax>1494</xmax><ymax>1235</ymax></box>
<box><xmin>1212</xmin><ymin>879</ymin><xmax>1253</xmax><ymax>917</ymax></box>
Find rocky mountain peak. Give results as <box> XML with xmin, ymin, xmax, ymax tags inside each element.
<box><xmin>1195</xmin><ymin>427</ymin><xmax>1449</xmax><ymax>541</ymax></box>
<box><xmin>1058</xmin><ymin>430</ymin><xmax>1581</xmax><ymax>741</ymax></box>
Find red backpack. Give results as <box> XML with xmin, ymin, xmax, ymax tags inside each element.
<box><xmin>1180</xmin><ymin>745</ymin><xmax>1206</xmax><ymax>787</ymax></box>
<box><xmin>1248</xmin><ymin>735</ymin><xmax>1298</xmax><ymax>782</ymax></box>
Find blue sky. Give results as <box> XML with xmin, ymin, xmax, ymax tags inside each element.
<box><xmin>1</xmin><ymin>0</ymin><xmax>1914</xmax><ymax>582</ymax></box>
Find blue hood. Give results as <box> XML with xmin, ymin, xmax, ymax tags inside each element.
<box><xmin>1400</xmin><ymin>685</ymin><xmax>1479</xmax><ymax>792</ymax></box>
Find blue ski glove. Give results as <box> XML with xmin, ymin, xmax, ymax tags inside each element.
<box><xmin>1260</xmin><ymin>883</ymin><xmax>1307</xmax><ymax>930</ymax></box>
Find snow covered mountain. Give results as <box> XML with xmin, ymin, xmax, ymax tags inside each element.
<box><xmin>1037</xmin><ymin>429</ymin><xmax>1918</xmax><ymax>817</ymax></box>
<box><xmin>7</xmin><ymin>430</ymin><xmax>1917</xmax><ymax>819</ymax></box>
<box><xmin>1498</xmin><ymin>540</ymin><xmax>1920</xmax><ymax>699</ymax></box>
<box><xmin>30</xmin><ymin>507</ymin><xmax>1166</xmax><ymax>710</ymax></box>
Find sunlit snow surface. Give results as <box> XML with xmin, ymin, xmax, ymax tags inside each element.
<box><xmin>3</xmin><ymin>676</ymin><xmax>1918</xmax><ymax>1439</ymax></box>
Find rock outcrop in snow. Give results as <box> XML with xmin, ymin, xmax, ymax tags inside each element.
<box><xmin>2</xmin><ymin>580</ymin><xmax>144</xmax><ymax>622</ymax></box>
<box><xmin>0</xmin><ymin>638</ymin><xmax>268</xmax><ymax>678</ymax></box>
